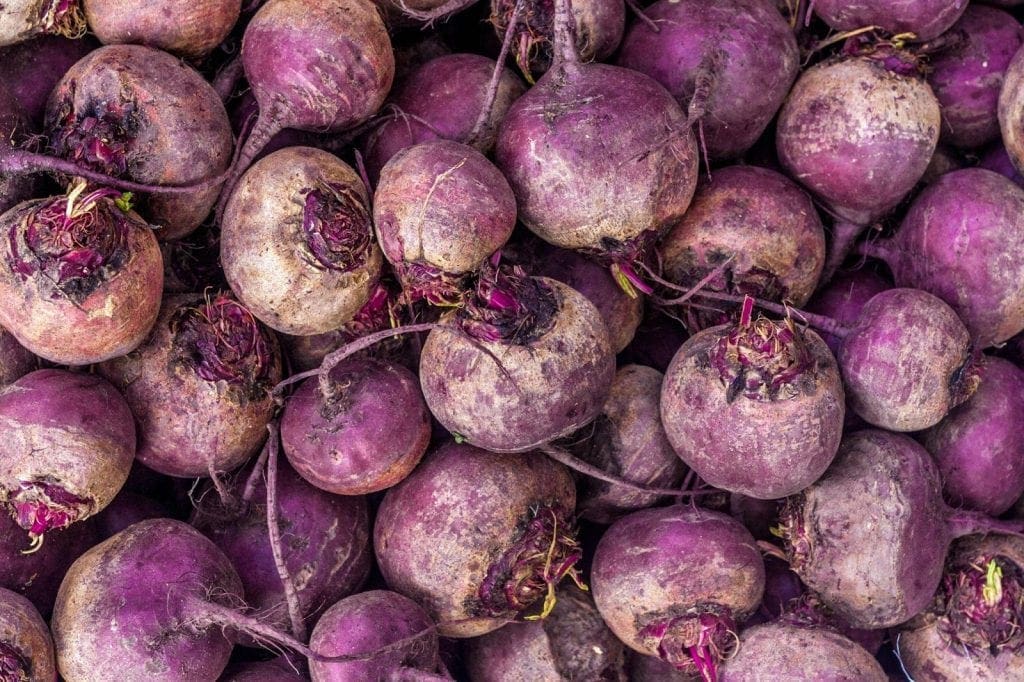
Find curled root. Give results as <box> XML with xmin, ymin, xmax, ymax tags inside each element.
<box><xmin>300</xmin><ymin>179</ymin><xmax>372</xmax><ymax>273</ymax></box>
<box><xmin>7</xmin><ymin>480</ymin><xmax>92</xmax><ymax>552</ymax></box>
<box><xmin>939</xmin><ymin>554</ymin><xmax>1024</xmax><ymax>655</ymax></box>
<box><xmin>640</xmin><ymin>609</ymin><xmax>739</xmax><ymax>682</ymax></box>
<box><xmin>0</xmin><ymin>642</ymin><xmax>29</xmax><ymax>681</ymax></box>
<box><xmin>40</xmin><ymin>0</ymin><xmax>86</xmax><ymax>39</ymax></box>
<box><xmin>457</xmin><ymin>253</ymin><xmax>557</xmax><ymax>344</ymax></box>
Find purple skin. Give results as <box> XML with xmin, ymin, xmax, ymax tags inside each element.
<box><xmin>659</xmin><ymin>165</ymin><xmax>827</xmax><ymax>318</ymax></box>
<box><xmin>309</xmin><ymin>590</ymin><xmax>440</xmax><ymax>681</ymax></box>
<box><xmin>858</xmin><ymin>168</ymin><xmax>1024</xmax><ymax>348</ymax></box>
<box><xmin>777</xmin><ymin>429</ymin><xmax>1021</xmax><ymax>629</ymax></box>
<box><xmin>591</xmin><ymin>505</ymin><xmax>765</xmax><ymax>680</ymax></box>
<box><xmin>419</xmin><ymin>271</ymin><xmax>615</xmax><ymax>453</ymax></box>
<box><xmin>928</xmin><ymin>6</ymin><xmax>1023</xmax><ymax>149</ymax></box>
<box><xmin>0</xmin><ymin>35</ymin><xmax>94</xmax><ymax>127</ymax></box>
<box><xmin>464</xmin><ymin>585</ymin><xmax>628</xmax><ymax>681</ymax></box>
<box><xmin>362</xmin><ymin>53</ymin><xmax>525</xmax><ymax>184</ymax></box>
<box><xmin>719</xmin><ymin>622</ymin><xmax>886</xmax><ymax>681</ymax></box>
<box><xmin>980</xmin><ymin>143</ymin><xmax>1024</xmax><ymax>187</ymax></box>
<box><xmin>897</xmin><ymin>534</ymin><xmax>1024</xmax><ymax>681</ymax></box>
<box><xmin>998</xmin><ymin>43</ymin><xmax>1024</xmax><ymax>177</ymax></box>
<box><xmin>661</xmin><ymin>302</ymin><xmax>845</xmax><ymax>500</ymax></box>
<box><xmin>45</xmin><ymin>44</ymin><xmax>233</xmax><ymax>240</ymax></box>
<box><xmin>920</xmin><ymin>356</ymin><xmax>1024</xmax><ymax>516</ymax></box>
<box><xmin>373</xmin><ymin>140</ymin><xmax>517</xmax><ymax>305</ymax></box>
<box><xmin>98</xmin><ymin>292</ymin><xmax>283</xmax><ymax>478</ymax></box>
<box><xmin>838</xmin><ymin>288</ymin><xmax>978</xmax><ymax>432</ymax></box>
<box><xmin>805</xmin><ymin>269</ymin><xmax>890</xmax><ymax>356</ymax></box>
<box><xmin>229</xmin><ymin>91</ymin><xmax>320</xmax><ymax>164</ymax></box>
<box><xmin>575</xmin><ymin>364</ymin><xmax>687</xmax><ymax>524</ymax></box>
<box><xmin>495</xmin><ymin>0</ymin><xmax>698</xmax><ymax>290</ymax></box>
<box><xmin>94</xmin><ymin>491</ymin><xmax>168</xmax><ymax>539</ymax></box>
<box><xmin>0</xmin><ymin>587</ymin><xmax>57</xmax><ymax>682</ymax></box>
<box><xmin>0</xmin><ymin>369</ymin><xmax>135</xmax><ymax>550</ymax></box>
<box><xmin>191</xmin><ymin>458</ymin><xmax>372</xmax><ymax>634</ymax></box>
<box><xmin>374</xmin><ymin>442</ymin><xmax>582</xmax><ymax>638</ymax></box>
<box><xmin>0</xmin><ymin>512</ymin><xmax>97</xmax><ymax>617</ymax></box>
<box><xmin>51</xmin><ymin>519</ymin><xmax>244</xmax><ymax>681</ymax></box>
<box><xmin>0</xmin><ymin>327</ymin><xmax>35</xmax><ymax>388</ymax></box>
<box><xmin>83</xmin><ymin>0</ymin><xmax>241</xmax><ymax>60</ymax></box>
<box><xmin>812</xmin><ymin>0</ymin><xmax>969</xmax><ymax>42</ymax></box>
<box><xmin>617</xmin><ymin>0</ymin><xmax>799</xmax><ymax>160</ymax></box>
<box><xmin>281</xmin><ymin>356</ymin><xmax>431</xmax><ymax>495</ymax></box>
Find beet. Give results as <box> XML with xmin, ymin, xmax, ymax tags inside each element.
<box><xmin>464</xmin><ymin>585</ymin><xmax>627</xmax><ymax>681</ymax></box>
<box><xmin>980</xmin><ymin>142</ymin><xmax>1024</xmax><ymax>187</ymax></box>
<box><xmin>222</xmin><ymin>659</ymin><xmax>306</xmax><ymax>681</ymax></box>
<box><xmin>998</xmin><ymin>41</ymin><xmax>1024</xmax><ymax>178</ymax></box>
<box><xmin>858</xmin><ymin>168</ymin><xmax>1024</xmax><ymax>347</ymax></box>
<box><xmin>374</xmin><ymin>442</ymin><xmax>581</xmax><ymax>637</ymax></box>
<box><xmin>362</xmin><ymin>53</ymin><xmax>524</xmax><ymax>183</ymax></box>
<box><xmin>45</xmin><ymin>44</ymin><xmax>233</xmax><ymax>239</ymax></box>
<box><xmin>617</xmin><ymin>0</ymin><xmax>799</xmax><ymax>160</ymax></box>
<box><xmin>0</xmin><ymin>34</ymin><xmax>94</xmax><ymax>127</ymax></box>
<box><xmin>811</xmin><ymin>0</ymin><xmax>969</xmax><ymax>42</ymax></box>
<box><xmin>83</xmin><ymin>0</ymin><xmax>241</xmax><ymax>59</ymax></box>
<box><xmin>591</xmin><ymin>505</ymin><xmax>765</xmax><ymax>679</ymax></box>
<box><xmin>777</xmin><ymin>429</ymin><xmax>1021</xmax><ymax>629</ymax></box>
<box><xmin>0</xmin><ymin>369</ymin><xmax>135</xmax><ymax>549</ymax></box>
<box><xmin>719</xmin><ymin>622</ymin><xmax>886</xmax><ymax>680</ymax></box>
<box><xmin>418</xmin><ymin>265</ymin><xmax>615</xmax><ymax>453</ymax></box>
<box><xmin>221</xmin><ymin>146</ymin><xmax>383</xmax><ymax>335</ymax></box>
<box><xmin>661</xmin><ymin>301</ymin><xmax>844</xmax><ymax>499</ymax></box>
<box><xmin>576</xmin><ymin>364</ymin><xmax>686</xmax><ymax>524</ymax></box>
<box><xmin>920</xmin><ymin>356</ymin><xmax>1024</xmax><ymax>516</ymax></box>
<box><xmin>373</xmin><ymin>140</ymin><xmax>516</xmax><ymax>305</ymax></box>
<box><xmin>309</xmin><ymin>590</ymin><xmax>441</xmax><ymax>681</ymax></box>
<box><xmin>896</xmin><ymin>533</ymin><xmax>1024</xmax><ymax>680</ymax></box>
<box><xmin>0</xmin><ymin>184</ymin><xmax>163</xmax><ymax>365</ymax></box>
<box><xmin>0</xmin><ymin>587</ymin><xmax>56</xmax><ymax>682</ymax></box>
<box><xmin>0</xmin><ymin>0</ymin><xmax>85</xmax><ymax>47</ymax></box>
<box><xmin>659</xmin><ymin>165</ymin><xmax>826</xmax><ymax>315</ymax></box>
<box><xmin>804</xmin><ymin>268</ymin><xmax>890</xmax><ymax>356</ymax></box>
<box><xmin>494</xmin><ymin>0</ymin><xmax>697</xmax><ymax>289</ymax></box>
<box><xmin>281</xmin><ymin>356</ymin><xmax>431</xmax><ymax>495</ymax></box>
<box><xmin>98</xmin><ymin>292</ymin><xmax>283</xmax><ymax>478</ymax></box>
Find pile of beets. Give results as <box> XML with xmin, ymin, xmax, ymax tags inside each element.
<box><xmin>5</xmin><ymin>0</ymin><xmax>1024</xmax><ymax>679</ymax></box>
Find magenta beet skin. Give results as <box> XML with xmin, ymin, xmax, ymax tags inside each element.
<box><xmin>805</xmin><ymin>269</ymin><xmax>890</xmax><ymax>356</ymax></box>
<box><xmin>0</xmin><ymin>587</ymin><xmax>57</xmax><ymax>682</ymax></box>
<box><xmin>812</xmin><ymin>0</ymin><xmax>969</xmax><ymax>41</ymax></box>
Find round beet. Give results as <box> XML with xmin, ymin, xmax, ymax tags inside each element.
<box><xmin>374</xmin><ymin>442</ymin><xmax>581</xmax><ymax>637</ymax></box>
<box><xmin>661</xmin><ymin>303</ymin><xmax>844</xmax><ymax>499</ymax></box>
<box><xmin>45</xmin><ymin>44</ymin><xmax>232</xmax><ymax>239</ymax></box>
<box><xmin>897</xmin><ymin>533</ymin><xmax>1024</xmax><ymax>680</ymax></box>
<box><xmin>720</xmin><ymin>622</ymin><xmax>885</xmax><ymax>681</ymax></box>
<box><xmin>464</xmin><ymin>585</ymin><xmax>627</xmax><ymax>681</ymax></box>
<box><xmin>920</xmin><ymin>356</ymin><xmax>1024</xmax><ymax>516</ymax></box>
<box><xmin>222</xmin><ymin>146</ymin><xmax>383</xmax><ymax>335</ymax></box>
<box><xmin>83</xmin><ymin>0</ymin><xmax>241</xmax><ymax>59</ymax></box>
<box><xmin>659</xmin><ymin>165</ymin><xmax>826</xmax><ymax>312</ymax></box>
<box><xmin>617</xmin><ymin>0</ymin><xmax>799</xmax><ymax>160</ymax></box>
<box><xmin>98</xmin><ymin>293</ymin><xmax>283</xmax><ymax>478</ymax></box>
<box><xmin>812</xmin><ymin>0</ymin><xmax>969</xmax><ymax>41</ymax></box>
<box><xmin>419</xmin><ymin>268</ymin><xmax>615</xmax><ymax>453</ymax></box>
<box><xmin>804</xmin><ymin>269</ymin><xmax>890</xmax><ymax>356</ymax></box>
<box><xmin>281</xmin><ymin>356</ymin><xmax>431</xmax><ymax>495</ymax></box>
<box><xmin>576</xmin><ymin>364</ymin><xmax>686</xmax><ymax>524</ymax></box>
<box><xmin>0</xmin><ymin>369</ymin><xmax>134</xmax><ymax>548</ymax></box>
<box><xmin>0</xmin><ymin>0</ymin><xmax>85</xmax><ymax>47</ymax></box>
<box><xmin>592</xmin><ymin>505</ymin><xmax>765</xmax><ymax>679</ymax></box>
<box><xmin>0</xmin><ymin>587</ymin><xmax>56</xmax><ymax>682</ymax></box>
<box><xmin>0</xmin><ymin>35</ymin><xmax>94</xmax><ymax>127</ymax></box>
<box><xmin>309</xmin><ymin>590</ymin><xmax>440</xmax><ymax>681</ymax></box>
<box><xmin>373</xmin><ymin>140</ymin><xmax>516</xmax><ymax>304</ymax></box>
<box><xmin>0</xmin><ymin>185</ymin><xmax>163</xmax><ymax>365</ymax></box>
<box><xmin>998</xmin><ymin>43</ymin><xmax>1024</xmax><ymax>177</ymax></box>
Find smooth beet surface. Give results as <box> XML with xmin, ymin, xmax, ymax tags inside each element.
<box><xmin>812</xmin><ymin>0</ymin><xmax>969</xmax><ymax>41</ymax></box>
<box><xmin>83</xmin><ymin>0</ymin><xmax>241</xmax><ymax>59</ymax></box>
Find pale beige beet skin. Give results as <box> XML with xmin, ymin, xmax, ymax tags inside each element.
<box><xmin>0</xmin><ymin>0</ymin><xmax>84</xmax><ymax>47</ymax></box>
<box><xmin>98</xmin><ymin>293</ymin><xmax>282</xmax><ymax>478</ymax></box>
<box><xmin>720</xmin><ymin>622</ymin><xmax>885</xmax><ymax>681</ymax></box>
<box><xmin>0</xmin><ymin>587</ymin><xmax>56</xmax><ymax>682</ymax></box>
<box><xmin>419</xmin><ymin>278</ymin><xmax>615</xmax><ymax>453</ymax></box>
<box><xmin>0</xmin><ymin>194</ymin><xmax>162</xmax><ymax>366</ymax></box>
<box><xmin>999</xmin><ymin>45</ymin><xmax>1024</xmax><ymax>176</ymax></box>
<box><xmin>84</xmin><ymin>0</ymin><xmax>241</xmax><ymax>59</ymax></box>
<box><xmin>374</xmin><ymin>443</ymin><xmax>578</xmax><ymax>638</ymax></box>
<box><xmin>222</xmin><ymin>146</ymin><xmax>383</xmax><ymax>336</ymax></box>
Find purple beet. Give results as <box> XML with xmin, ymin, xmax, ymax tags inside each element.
<box><xmin>927</xmin><ymin>5</ymin><xmax>1023</xmax><ymax>149</ymax></box>
<box><xmin>576</xmin><ymin>364</ymin><xmax>686</xmax><ymax>524</ymax></box>
<box><xmin>222</xmin><ymin>659</ymin><xmax>306</xmax><ymax>681</ymax></box>
<box><xmin>999</xmin><ymin>42</ymin><xmax>1024</xmax><ymax>177</ymax></box>
<box><xmin>980</xmin><ymin>143</ymin><xmax>1024</xmax><ymax>187</ymax></box>
<box><xmin>374</xmin><ymin>442</ymin><xmax>581</xmax><ymax>638</ymax></box>
<box><xmin>0</xmin><ymin>34</ymin><xmax>94</xmax><ymax>126</ymax></box>
<box><xmin>229</xmin><ymin>91</ymin><xmax>321</xmax><ymax>165</ymax></box>
<box><xmin>858</xmin><ymin>168</ymin><xmax>1024</xmax><ymax>347</ymax></box>
<box><xmin>591</xmin><ymin>505</ymin><xmax>765</xmax><ymax>679</ymax></box>
<box><xmin>617</xmin><ymin>0</ymin><xmax>799</xmax><ymax>160</ymax></box>
<box><xmin>804</xmin><ymin>269</ymin><xmax>890</xmax><ymax>356</ymax></box>
<box><xmin>0</xmin><ymin>587</ymin><xmax>56</xmax><ymax>682</ymax></box>
<box><xmin>82</xmin><ymin>0</ymin><xmax>241</xmax><ymax>59</ymax></box>
<box><xmin>920</xmin><ymin>356</ymin><xmax>1024</xmax><ymax>516</ymax></box>
<box><xmin>280</xmin><ymin>356</ymin><xmax>431</xmax><ymax>495</ymax></box>
<box><xmin>777</xmin><ymin>429</ymin><xmax>1022</xmax><ymax>629</ymax></box>
<box><xmin>812</xmin><ymin>0</ymin><xmax>969</xmax><ymax>41</ymax></box>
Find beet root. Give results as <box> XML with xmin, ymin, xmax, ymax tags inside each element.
<box><xmin>804</xmin><ymin>269</ymin><xmax>890</xmax><ymax>356</ymax></box>
<box><xmin>98</xmin><ymin>292</ymin><xmax>283</xmax><ymax>478</ymax></box>
<box><xmin>591</xmin><ymin>505</ymin><xmax>765</xmax><ymax>679</ymax></box>
<box><xmin>374</xmin><ymin>442</ymin><xmax>581</xmax><ymax>638</ymax></box>
<box><xmin>811</xmin><ymin>0</ymin><xmax>969</xmax><ymax>42</ymax></box>
<box><xmin>221</xmin><ymin>146</ymin><xmax>383</xmax><ymax>335</ymax></box>
<box><xmin>83</xmin><ymin>0</ymin><xmax>241</xmax><ymax>59</ymax></box>
<box><xmin>0</xmin><ymin>587</ymin><xmax>56</xmax><ymax>682</ymax></box>
<box><xmin>0</xmin><ymin>369</ymin><xmax>135</xmax><ymax>549</ymax></box>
